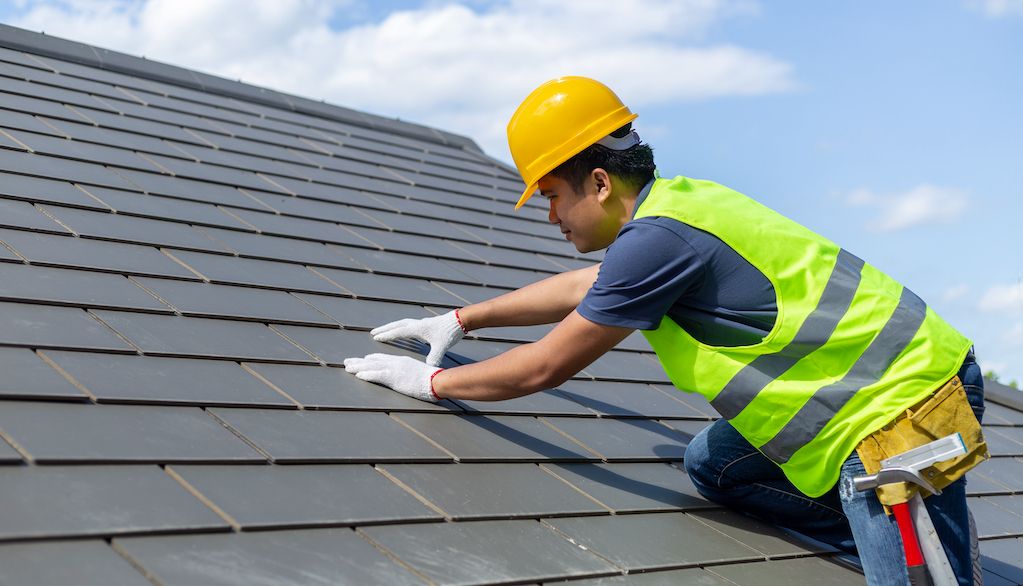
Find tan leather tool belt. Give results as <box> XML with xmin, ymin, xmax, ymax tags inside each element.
<box><xmin>855</xmin><ymin>376</ymin><xmax>989</xmax><ymax>509</ymax></box>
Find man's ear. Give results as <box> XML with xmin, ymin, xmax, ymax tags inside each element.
<box><xmin>592</xmin><ymin>168</ymin><xmax>612</xmax><ymax>204</ymax></box>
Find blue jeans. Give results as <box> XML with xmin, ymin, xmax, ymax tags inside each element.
<box><xmin>684</xmin><ymin>353</ymin><xmax>984</xmax><ymax>586</ymax></box>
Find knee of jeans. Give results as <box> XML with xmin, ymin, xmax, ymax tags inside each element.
<box><xmin>682</xmin><ymin>429</ymin><xmax>713</xmax><ymax>485</ymax></box>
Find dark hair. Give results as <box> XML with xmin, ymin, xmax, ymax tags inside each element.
<box><xmin>551</xmin><ymin>123</ymin><xmax>655</xmax><ymax>194</ymax></box>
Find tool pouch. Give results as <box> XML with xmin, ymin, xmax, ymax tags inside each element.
<box><xmin>855</xmin><ymin>376</ymin><xmax>989</xmax><ymax>510</ymax></box>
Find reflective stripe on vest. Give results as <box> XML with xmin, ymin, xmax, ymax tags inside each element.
<box><xmin>758</xmin><ymin>286</ymin><xmax>927</xmax><ymax>463</ymax></box>
<box><xmin>711</xmin><ymin>249</ymin><xmax>865</xmax><ymax>420</ymax></box>
<box><xmin>635</xmin><ymin>176</ymin><xmax>972</xmax><ymax>497</ymax></box>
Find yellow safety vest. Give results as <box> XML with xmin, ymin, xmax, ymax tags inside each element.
<box><xmin>637</xmin><ymin>176</ymin><xmax>972</xmax><ymax>497</ymax></box>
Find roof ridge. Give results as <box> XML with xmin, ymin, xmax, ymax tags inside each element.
<box><xmin>0</xmin><ymin>24</ymin><xmax>484</xmax><ymax>155</ymax></box>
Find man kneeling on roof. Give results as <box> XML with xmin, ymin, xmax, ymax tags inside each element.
<box><xmin>344</xmin><ymin>76</ymin><xmax>987</xmax><ymax>586</ymax></box>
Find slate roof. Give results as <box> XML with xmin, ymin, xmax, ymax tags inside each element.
<box><xmin>0</xmin><ymin>23</ymin><xmax>1020</xmax><ymax>585</ymax></box>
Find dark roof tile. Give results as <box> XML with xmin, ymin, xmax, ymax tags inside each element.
<box><xmin>0</xmin><ymin>437</ymin><xmax>23</xmax><ymax>464</ymax></box>
<box><xmin>707</xmin><ymin>557</ymin><xmax>871</xmax><ymax>586</ymax></box>
<box><xmin>0</xmin><ymin>199</ymin><xmax>70</xmax><ymax>233</ymax></box>
<box><xmin>131</xmin><ymin>277</ymin><xmax>335</xmax><ymax>325</ymax></box>
<box><xmin>979</xmin><ymin>537</ymin><xmax>1023</xmax><ymax>584</ymax></box>
<box><xmin>199</xmin><ymin>225</ymin><xmax>368</xmax><ymax>269</ymax></box>
<box><xmin>438</xmin><ymin>257</ymin><xmax>548</xmax><ymax>289</ymax></box>
<box><xmin>79</xmin><ymin>185</ymin><xmax>252</xmax><ymax>230</ymax></box>
<box><xmin>0</xmin><ymin>300</ymin><xmax>135</xmax><ymax>352</ymax></box>
<box><xmin>312</xmin><ymin>266</ymin><xmax>466</xmax><ymax>306</ymax></box>
<box><xmin>43</xmin><ymin>350</ymin><xmax>294</xmax><ymax>407</ymax></box>
<box><xmin>336</xmin><ymin>245</ymin><xmax>482</xmax><ymax>282</ymax></box>
<box><xmin>292</xmin><ymin>293</ymin><xmax>433</xmax><ymax>330</ymax></box>
<box><xmin>0</xmin><ymin>170</ymin><xmax>105</xmax><ymax>209</ymax></box>
<box><xmin>0</xmin><ymin>228</ymin><xmax>200</xmax><ymax>278</ymax></box>
<box><xmin>112</xmin><ymin>167</ymin><xmax>260</xmax><ymax>208</ymax></box>
<box><xmin>688</xmin><ymin>509</ymin><xmax>838</xmax><ymax>557</ymax></box>
<box><xmin>10</xmin><ymin>127</ymin><xmax>158</xmax><ymax>171</ymax></box>
<box><xmin>0</xmin><ymin>107</ymin><xmax>68</xmax><ymax>137</ymax></box>
<box><xmin>542</xmin><ymin>512</ymin><xmax>763</xmax><ymax>571</ymax></box>
<box><xmin>0</xmin><ymin>540</ymin><xmax>153</xmax><ymax>586</ymax></box>
<box><xmin>170</xmin><ymin>463</ymin><xmax>441</xmax><ymax>529</ymax></box>
<box><xmin>162</xmin><ymin>248</ymin><xmax>343</xmax><ymax>293</ymax></box>
<box><xmin>542</xmin><ymin>416</ymin><xmax>691</xmax><ymax>462</ymax></box>
<box><xmin>70</xmin><ymin>105</ymin><xmax>202</xmax><ymax>146</ymax></box>
<box><xmin>39</xmin><ymin>204</ymin><xmax>232</xmax><ymax>252</ymax></box>
<box><xmin>391</xmin><ymin>413</ymin><xmax>601</xmax><ymax>462</ymax></box>
<box><xmin>0</xmin><ymin>465</ymin><xmax>228</xmax><ymax>539</ymax></box>
<box><xmin>91</xmin><ymin>310</ymin><xmax>317</xmax><ymax>362</ymax></box>
<box><xmin>539</xmin><ymin>462</ymin><xmax>715</xmax><ymax>514</ymax></box>
<box><xmin>114</xmin><ymin>528</ymin><xmax>428</xmax><ymax>586</ymax></box>
<box><xmin>0</xmin><ymin>89</ymin><xmax>86</xmax><ymax>120</ymax></box>
<box><xmin>967</xmin><ymin>457</ymin><xmax>1021</xmax><ymax>495</ymax></box>
<box><xmin>208</xmin><ymin>408</ymin><xmax>453</xmax><ymax>463</ymax></box>
<box><xmin>983</xmin><ymin>426</ymin><xmax>1023</xmax><ymax>456</ymax></box>
<box><xmin>0</xmin><ymin>347</ymin><xmax>87</xmax><ymax>401</ymax></box>
<box><xmin>968</xmin><ymin>495</ymin><xmax>1023</xmax><ymax>537</ymax></box>
<box><xmin>378</xmin><ymin>462</ymin><xmax>608</xmax><ymax>519</ymax></box>
<box><xmin>222</xmin><ymin>207</ymin><xmax>371</xmax><ymax>248</ymax></box>
<box><xmin>0</xmin><ymin>262</ymin><xmax>170</xmax><ymax>312</ymax></box>
<box><xmin>362</xmin><ymin>518</ymin><xmax>619</xmax><ymax>583</ymax></box>
<box><xmin>983</xmin><ymin>401</ymin><xmax>1023</xmax><ymax>425</ymax></box>
<box><xmin>0</xmin><ymin>401</ymin><xmax>266</xmax><ymax>463</ymax></box>
<box><xmin>556</xmin><ymin>380</ymin><xmax>704</xmax><ymax>419</ymax></box>
<box><xmin>561</xmin><ymin>567</ymin><xmax>737</xmax><ymax>585</ymax></box>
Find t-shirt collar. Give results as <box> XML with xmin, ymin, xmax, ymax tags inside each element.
<box><xmin>631</xmin><ymin>178</ymin><xmax>656</xmax><ymax>219</ymax></box>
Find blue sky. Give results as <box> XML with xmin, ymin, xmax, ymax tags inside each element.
<box><xmin>2</xmin><ymin>0</ymin><xmax>1021</xmax><ymax>384</ymax></box>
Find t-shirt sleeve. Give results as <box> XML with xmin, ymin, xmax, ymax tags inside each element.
<box><xmin>577</xmin><ymin>218</ymin><xmax>706</xmax><ymax>330</ymax></box>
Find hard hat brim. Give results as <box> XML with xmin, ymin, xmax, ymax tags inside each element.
<box><xmin>514</xmin><ymin>182</ymin><xmax>538</xmax><ymax>210</ymax></box>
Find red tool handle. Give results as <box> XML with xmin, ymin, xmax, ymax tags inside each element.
<box><xmin>892</xmin><ymin>502</ymin><xmax>932</xmax><ymax>585</ymax></box>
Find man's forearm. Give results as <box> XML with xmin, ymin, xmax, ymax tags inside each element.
<box><xmin>432</xmin><ymin>342</ymin><xmax>555</xmax><ymax>401</ymax></box>
<box><xmin>458</xmin><ymin>264</ymin><xmax>600</xmax><ymax>331</ymax></box>
<box><xmin>432</xmin><ymin>309</ymin><xmax>633</xmax><ymax>402</ymax></box>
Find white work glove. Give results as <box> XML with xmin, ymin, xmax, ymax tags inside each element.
<box><xmin>371</xmin><ymin>310</ymin><xmax>467</xmax><ymax>367</ymax></box>
<box><xmin>343</xmin><ymin>353</ymin><xmax>442</xmax><ymax>402</ymax></box>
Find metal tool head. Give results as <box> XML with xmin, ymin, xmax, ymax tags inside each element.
<box><xmin>853</xmin><ymin>465</ymin><xmax>939</xmax><ymax>495</ymax></box>
<box><xmin>853</xmin><ymin>433</ymin><xmax>968</xmax><ymax>495</ymax></box>
<box><xmin>879</xmin><ymin>433</ymin><xmax>967</xmax><ymax>472</ymax></box>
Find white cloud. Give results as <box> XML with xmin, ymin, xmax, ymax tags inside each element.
<box><xmin>845</xmin><ymin>184</ymin><xmax>968</xmax><ymax>232</ymax></box>
<box><xmin>1004</xmin><ymin>321</ymin><xmax>1023</xmax><ymax>344</ymax></box>
<box><xmin>7</xmin><ymin>0</ymin><xmax>795</xmax><ymax>158</ymax></box>
<box><xmin>979</xmin><ymin>282</ymin><xmax>1023</xmax><ymax>314</ymax></box>
<box><xmin>943</xmin><ymin>284</ymin><xmax>970</xmax><ymax>303</ymax></box>
<box><xmin>969</xmin><ymin>0</ymin><xmax>1023</xmax><ymax>17</ymax></box>
<box><xmin>978</xmin><ymin>359</ymin><xmax>1007</xmax><ymax>377</ymax></box>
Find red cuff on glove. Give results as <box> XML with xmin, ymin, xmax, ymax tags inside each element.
<box><xmin>454</xmin><ymin>309</ymin><xmax>469</xmax><ymax>334</ymax></box>
<box><xmin>429</xmin><ymin>368</ymin><xmax>445</xmax><ymax>401</ymax></box>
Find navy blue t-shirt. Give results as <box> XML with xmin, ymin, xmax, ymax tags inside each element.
<box><xmin>578</xmin><ymin>182</ymin><xmax>778</xmax><ymax>347</ymax></box>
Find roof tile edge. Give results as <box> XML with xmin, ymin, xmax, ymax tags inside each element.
<box><xmin>0</xmin><ymin>24</ymin><xmax>484</xmax><ymax>154</ymax></box>
<box><xmin>985</xmin><ymin>378</ymin><xmax>1023</xmax><ymax>412</ymax></box>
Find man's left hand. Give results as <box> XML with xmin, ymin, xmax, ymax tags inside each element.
<box><xmin>343</xmin><ymin>353</ymin><xmax>441</xmax><ymax>402</ymax></box>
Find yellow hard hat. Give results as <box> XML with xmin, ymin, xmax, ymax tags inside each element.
<box><xmin>507</xmin><ymin>76</ymin><xmax>637</xmax><ymax>210</ymax></box>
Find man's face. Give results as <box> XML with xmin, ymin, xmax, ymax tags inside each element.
<box><xmin>537</xmin><ymin>171</ymin><xmax>620</xmax><ymax>253</ymax></box>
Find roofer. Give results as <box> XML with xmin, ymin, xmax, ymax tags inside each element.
<box><xmin>344</xmin><ymin>76</ymin><xmax>987</xmax><ymax>585</ymax></box>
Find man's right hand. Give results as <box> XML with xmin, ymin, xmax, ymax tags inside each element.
<box><xmin>370</xmin><ymin>310</ymin><xmax>467</xmax><ymax>366</ymax></box>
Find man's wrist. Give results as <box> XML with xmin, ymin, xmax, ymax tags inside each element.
<box><xmin>455</xmin><ymin>306</ymin><xmax>478</xmax><ymax>333</ymax></box>
<box><xmin>429</xmin><ymin>368</ymin><xmax>445</xmax><ymax>400</ymax></box>
<box><xmin>453</xmin><ymin>308</ymin><xmax>470</xmax><ymax>334</ymax></box>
